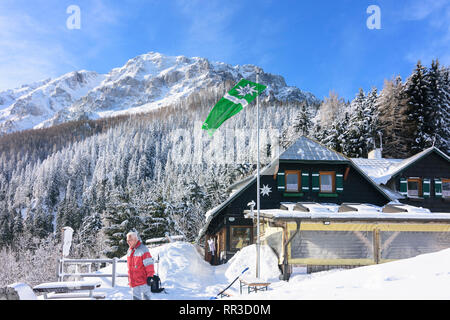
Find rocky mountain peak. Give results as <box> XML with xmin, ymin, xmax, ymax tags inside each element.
<box><xmin>0</xmin><ymin>52</ymin><xmax>319</xmax><ymax>135</ymax></box>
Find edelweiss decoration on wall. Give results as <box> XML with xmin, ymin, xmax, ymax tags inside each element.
<box><xmin>260</xmin><ymin>184</ymin><xmax>272</xmax><ymax>197</ymax></box>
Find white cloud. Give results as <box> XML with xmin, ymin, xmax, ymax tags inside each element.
<box><xmin>0</xmin><ymin>0</ymin><xmax>124</xmax><ymax>91</ymax></box>
<box><xmin>401</xmin><ymin>0</ymin><xmax>450</xmax><ymax>66</ymax></box>
<box><xmin>174</xmin><ymin>0</ymin><xmax>245</xmax><ymax>63</ymax></box>
<box><xmin>401</xmin><ymin>0</ymin><xmax>448</xmax><ymax>21</ymax></box>
<box><xmin>0</xmin><ymin>5</ymin><xmax>80</xmax><ymax>90</ymax></box>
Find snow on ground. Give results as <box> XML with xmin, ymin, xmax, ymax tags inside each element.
<box><xmin>29</xmin><ymin>242</ymin><xmax>450</xmax><ymax>300</ymax></box>
<box><xmin>238</xmin><ymin>248</ymin><xmax>450</xmax><ymax>300</ymax></box>
<box><xmin>80</xmin><ymin>242</ymin><xmax>280</xmax><ymax>300</ymax></box>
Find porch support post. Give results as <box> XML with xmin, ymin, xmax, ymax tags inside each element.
<box><xmin>282</xmin><ymin>220</ymin><xmax>301</xmax><ymax>281</ymax></box>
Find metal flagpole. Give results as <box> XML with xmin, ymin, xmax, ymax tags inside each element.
<box><xmin>256</xmin><ymin>72</ymin><xmax>261</xmax><ymax>279</ymax></box>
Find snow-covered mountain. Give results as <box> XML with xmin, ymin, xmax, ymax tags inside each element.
<box><xmin>0</xmin><ymin>71</ymin><xmax>105</xmax><ymax>134</ymax></box>
<box><xmin>0</xmin><ymin>52</ymin><xmax>318</xmax><ymax>135</ymax></box>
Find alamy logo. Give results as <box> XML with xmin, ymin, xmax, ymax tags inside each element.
<box><xmin>66</xmin><ymin>5</ymin><xmax>81</xmax><ymax>30</ymax></box>
<box><xmin>169</xmin><ymin>122</ymin><xmax>280</xmax><ymax>167</ymax></box>
<box><xmin>366</xmin><ymin>5</ymin><xmax>381</xmax><ymax>30</ymax></box>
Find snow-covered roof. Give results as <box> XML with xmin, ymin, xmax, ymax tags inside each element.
<box><xmin>378</xmin><ymin>185</ymin><xmax>405</xmax><ymax>200</ymax></box>
<box><xmin>279</xmin><ymin>201</ymin><xmax>431</xmax><ymax>214</ymax></box>
<box><xmin>146</xmin><ymin>235</ymin><xmax>184</xmax><ymax>244</ymax></box>
<box><xmin>351</xmin><ymin>158</ymin><xmax>403</xmax><ymax>183</ymax></box>
<box><xmin>245</xmin><ymin>201</ymin><xmax>450</xmax><ymax>221</ymax></box>
<box><xmin>352</xmin><ymin>147</ymin><xmax>450</xmax><ymax>185</ymax></box>
<box><xmin>280</xmin><ymin>136</ymin><xmax>348</xmax><ymax>162</ymax></box>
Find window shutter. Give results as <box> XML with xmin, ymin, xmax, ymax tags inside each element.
<box><xmin>301</xmin><ymin>172</ymin><xmax>309</xmax><ymax>191</ymax></box>
<box><xmin>434</xmin><ymin>178</ymin><xmax>442</xmax><ymax>198</ymax></box>
<box><xmin>277</xmin><ymin>171</ymin><xmax>285</xmax><ymax>191</ymax></box>
<box><xmin>312</xmin><ymin>172</ymin><xmax>320</xmax><ymax>192</ymax></box>
<box><xmin>400</xmin><ymin>178</ymin><xmax>407</xmax><ymax>196</ymax></box>
<box><xmin>423</xmin><ymin>178</ymin><xmax>430</xmax><ymax>198</ymax></box>
<box><xmin>336</xmin><ymin>173</ymin><xmax>344</xmax><ymax>193</ymax></box>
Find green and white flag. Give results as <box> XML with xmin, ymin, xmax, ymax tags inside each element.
<box><xmin>202</xmin><ymin>79</ymin><xmax>266</xmax><ymax>135</ymax></box>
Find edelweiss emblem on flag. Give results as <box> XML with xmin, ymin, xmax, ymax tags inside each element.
<box><xmin>236</xmin><ymin>84</ymin><xmax>258</xmax><ymax>98</ymax></box>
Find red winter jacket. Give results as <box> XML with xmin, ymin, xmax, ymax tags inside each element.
<box><xmin>127</xmin><ymin>241</ymin><xmax>155</xmax><ymax>287</ymax></box>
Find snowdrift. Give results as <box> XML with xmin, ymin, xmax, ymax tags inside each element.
<box><xmin>85</xmin><ymin>241</ymin><xmax>280</xmax><ymax>300</ymax></box>
<box><xmin>239</xmin><ymin>248</ymin><xmax>450</xmax><ymax>300</ymax></box>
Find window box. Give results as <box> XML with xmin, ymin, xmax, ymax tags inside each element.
<box><xmin>318</xmin><ymin>193</ymin><xmax>338</xmax><ymax>198</ymax></box>
<box><xmin>283</xmin><ymin>192</ymin><xmax>304</xmax><ymax>197</ymax></box>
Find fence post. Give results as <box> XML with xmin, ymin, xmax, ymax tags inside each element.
<box><xmin>57</xmin><ymin>259</ymin><xmax>61</xmax><ymax>282</ymax></box>
<box><xmin>112</xmin><ymin>257</ymin><xmax>117</xmax><ymax>287</ymax></box>
<box><xmin>58</xmin><ymin>259</ymin><xmax>64</xmax><ymax>282</ymax></box>
<box><xmin>373</xmin><ymin>228</ymin><xmax>380</xmax><ymax>264</ymax></box>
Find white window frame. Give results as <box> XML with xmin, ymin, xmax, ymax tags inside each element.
<box><xmin>319</xmin><ymin>171</ymin><xmax>335</xmax><ymax>193</ymax></box>
<box><xmin>285</xmin><ymin>170</ymin><xmax>301</xmax><ymax>192</ymax></box>
<box><xmin>442</xmin><ymin>179</ymin><xmax>450</xmax><ymax>198</ymax></box>
<box><xmin>407</xmin><ymin>177</ymin><xmax>422</xmax><ymax>198</ymax></box>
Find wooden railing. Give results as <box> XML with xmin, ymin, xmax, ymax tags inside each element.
<box><xmin>58</xmin><ymin>258</ymin><xmax>128</xmax><ymax>287</ymax></box>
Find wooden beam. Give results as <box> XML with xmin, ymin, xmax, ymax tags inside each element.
<box><xmin>344</xmin><ymin>166</ymin><xmax>350</xmax><ymax>181</ymax></box>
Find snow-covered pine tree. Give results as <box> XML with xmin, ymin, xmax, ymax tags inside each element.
<box><xmin>134</xmin><ymin>190</ymin><xmax>171</xmax><ymax>242</ymax></box>
<box><xmin>30</xmin><ymin>206</ymin><xmax>54</xmax><ymax>239</ymax></box>
<box><xmin>364</xmin><ymin>87</ymin><xmax>380</xmax><ymax>150</ymax></box>
<box><xmin>311</xmin><ymin>123</ymin><xmax>326</xmax><ymax>143</ymax></box>
<box><xmin>0</xmin><ymin>212</ymin><xmax>13</xmax><ymax>247</ymax></box>
<box><xmin>425</xmin><ymin>60</ymin><xmax>450</xmax><ymax>153</ymax></box>
<box><xmin>439</xmin><ymin>66</ymin><xmax>450</xmax><ymax>154</ymax></box>
<box><xmin>345</xmin><ymin>88</ymin><xmax>369</xmax><ymax>157</ymax></box>
<box><xmin>11</xmin><ymin>211</ymin><xmax>24</xmax><ymax>246</ymax></box>
<box><xmin>71</xmin><ymin>212</ymin><xmax>104</xmax><ymax>259</ymax></box>
<box><xmin>56</xmin><ymin>179</ymin><xmax>84</xmax><ymax>235</ymax></box>
<box><xmin>404</xmin><ymin>60</ymin><xmax>432</xmax><ymax>154</ymax></box>
<box><xmin>102</xmin><ymin>186</ymin><xmax>142</xmax><ymax>258</ymax></box>
<box><xmin>280</xmin><ymin>101</ymin><xmax>314</xmax><ymax>149</ymax></box>
<box><xmin>293</xmin><ymin>102</ymin><xmax>313</xmax><ymax>136</ymax></box>
<box><xmin>322</xmin><ymin>111</ymin><xmax>348</xmax><ymax>154</ymax></box>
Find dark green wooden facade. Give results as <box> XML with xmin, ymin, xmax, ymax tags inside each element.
<box><xmin>387</xmin><ymin>149</ymin><xmax>450</xmax><ymax>212</ymax></box>
<box><xmin>201</xmin><ymin>136</ymin><xmax>393</xmax><ymax>264</ymax></box>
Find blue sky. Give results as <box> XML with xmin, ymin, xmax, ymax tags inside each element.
<box><xmin>0</xmin><ymin>0</ymin><xmax>449</xmax><ymax>100</ymax></box>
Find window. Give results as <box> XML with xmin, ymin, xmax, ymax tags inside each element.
<box><xmin>443</xmin><ymin>179</ymin><xmax>450</xmax><ymax>198</ymax></box>
<box><xmin>230</xmin><ymin>227</ymin><xmax>252</xmax><ymax>251</ymax></box>
<box><xmin>320</xmin><ymin>171</ymin><xmax>335</xmax><ymax>193</ymax></box>
<box><xmin>407</xmin><ymin>178</ymin><xmax>422</xmax><ymax>197</ymax></box>
<box><xmin>285</xmin><ymin>170</ymin><xmax>301</xmax><ymax>192</ymax></box>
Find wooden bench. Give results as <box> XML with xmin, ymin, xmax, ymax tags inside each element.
<box><xmin>239</xmin><ymin>278</ymin><xmax>270</xmax><ymax>294</ymax></box>
<box><xmin>43</xmin><ymin>292</ymin><xmax>106</xmax><ymax>300</ymax></box>
<box><xmin>33</xmin><ymin>280</ymin><xmax>103</xmax><ymax>300</ymax></box>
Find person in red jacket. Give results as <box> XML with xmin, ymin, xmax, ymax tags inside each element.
<box><xmin>126</xmin><ymin>231</ymin><xmax>155</xmax><ymax>300</ymax></box>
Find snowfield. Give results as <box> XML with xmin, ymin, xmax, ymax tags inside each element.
<box><xmin>40</xmin><ymin>242</ymin><xmax>450</xmax><ymax>300</ymax></box>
